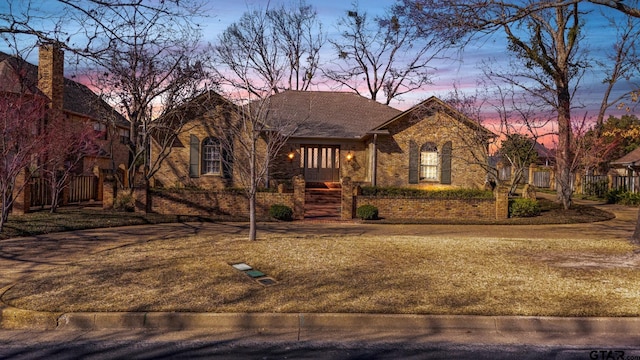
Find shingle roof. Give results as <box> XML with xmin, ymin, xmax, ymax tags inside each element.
<box><xmin>0</xmin><ymin>51</ymin><xmax>128</xmax><ymax>127</ymax></box>
<box><xmin>262</xmin><ymin>91</ymin><xmax>402</xmax><ymax>139</ymax></box>
<box><xmin>373</xmin><ymin>96</ymin><xmax>495</xmax><ymax>138</ymax></box>
<box><xmin>611</xmin><ymin>147</ymin><xmax>640</xmax><ymax>166</ymax></box>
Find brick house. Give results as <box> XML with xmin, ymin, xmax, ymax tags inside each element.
<box><xmin>0</xmin><ymin>45</ymin><xmax>130</xmax><ymax>210</ymax></box>
<box><xmin>153</xmin><ymin>91</ymin><xmax>494</xmax><ymax>191</ymax></box>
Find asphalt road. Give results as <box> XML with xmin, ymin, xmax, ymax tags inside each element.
<box><xmin>1</xmin><ymin>331</ymin><xmax>639</xmax><ymax>360</ymax></box>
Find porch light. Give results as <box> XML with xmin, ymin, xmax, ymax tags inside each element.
<box><xmin>346</xmin><ymin>151</ymin><xmax>354</xmax><ymax>162</ymax></box>
<box><xmin>287</xmin><ymin>151</ymin><xmax>295</xmax><ymax>161</ymax></box>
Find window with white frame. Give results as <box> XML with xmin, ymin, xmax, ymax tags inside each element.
<box><xmin>202</xmin><ymin>137</ymin><xmax>221</xmax><ymax>175</ymax></box>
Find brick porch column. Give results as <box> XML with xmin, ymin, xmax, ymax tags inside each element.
<box><xmin>341</xmin><ymin>177</ymin><xmax>354</xmax><ymax>220</ymax></box>
<box><xmin>292</xmin><ymin>175</ymin><xmax>305</xmax><ymax>220</ymax></box>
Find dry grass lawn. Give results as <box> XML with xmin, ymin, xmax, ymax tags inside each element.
<box><xmin>4</xmin><ymin>232</ymin><xmax>640</xmax><ymax>316</ymax></box>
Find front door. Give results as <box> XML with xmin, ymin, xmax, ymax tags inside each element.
<box><xmin>301</xmin><ymin>145</ymin><xmax>340</xmax><ymax>182</ymax></box>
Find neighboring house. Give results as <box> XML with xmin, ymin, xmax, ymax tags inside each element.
<box><xmin>610</xmin><ymin>147</ymin><xmax>640</xmax><ymax>192</ymax></box>
<box><xmin>0</xmin><ymin>45</ymin><xmax>130</xmax><ymax>207</ymax></box>
<box><xmin>153</xmin><ymin>91</ymin><xmax>494</xmax><ymax>190</ymax></box>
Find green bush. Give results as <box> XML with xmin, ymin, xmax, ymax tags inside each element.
<box><xmin>360</xmin><ymin>186</ymin><xmax>493</xmax><ymax>199</ymax></box>
<box><xmin>605</xmin><ymin>189</ymin><xmax>625</xmax><ymax>204</ymax></box>
<box><xmin>618</xmin><ymin>191</ymin><xmax>640</xmax><ymax>206</ymax></box>
<box><xmin>509</xmin><ymin>198</ymin><xmax>541</xmax><ymax>218</ymax></box>
<box><xmin>356</xmin><ymin>205</ymin><xmax>379</xmax><ymax>220</ymax></box>
<box><xmin>269</xmin><ymin>204</ymin><xmax>293</xmax><ymax>221</ymax></box>
<box><xmin>114</xmin><ymin>191</ymin><xmax>135</xmax><ymax>212</ymax></box>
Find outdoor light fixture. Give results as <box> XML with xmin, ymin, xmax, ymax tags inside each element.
<box><xmin>287</xmin><ymin>151</ymin><xmax>295</xmax><ymax>161</ymax></box>
<box><xmin>346</xmin><ymin>151</ymin><xmax>354</xmax><ymax>162</ymax></box>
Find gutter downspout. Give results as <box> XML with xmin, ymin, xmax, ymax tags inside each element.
<box><xmin>372</xmin><ymin>133</ymin><xmax>378</xmax><ymax>187</ymax></box>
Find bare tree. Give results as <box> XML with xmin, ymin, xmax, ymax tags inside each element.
<box><xmin>394</xmin><ymin>0</ymin><xmax>640</xmax><ymax>210</ymax></box>
<box><xmin>595</xmin><ymin>12</ymin><xmax>640</xmax><ymax>128</ymax></box>
<box><xmin>325</xmin><ymin>4</ymin><xmax>443</xmax><ymax>105</ymax></box>
<box><xmin>0</xmin><ymin>56</ymin><xmax>49</xmax><ymax>231</ymax></box>
<box><xmin>40</xmin><ymin>113</ymin><xmax>100</xmax><ymax>213</ymax></box>
<box><xmin>78</xmin><ymin>1</ymin><xmax>211</xmax><ymax>210</ymax></box>
<box><xmin>213</xmin><ymin>0</ymin><xmax>325</xmax><ymax>97</ymax></box>
<box><xmin>214</xmin><ymin>91</ymin><xmax>304</xmax><ymax>241</ymax></box>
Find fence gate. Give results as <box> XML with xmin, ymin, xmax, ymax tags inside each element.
<box><xmin>533</xmin><ymin>171</ymin><xmax>550</xmax><ymax>188</ymax></box>
<box><xmin>30</xmin><ymin>175</ymin><xmax>99</xmax><ymax>208</ymax></box>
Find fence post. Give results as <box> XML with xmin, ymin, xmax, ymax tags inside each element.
<box><xmin>495</xmin><ymin>185</ymin><xmax>509</xmax><ymax>220</ymax></box>
<box><xmin>11</xmin><ymin>169</ymin><xmax>30</xmax><ymax>215</ymax></box>
<box><xmin>292</xmin><ymin>175</ymin><xmax>305</xmax><ymax>220</ymax></box>
<box><xmin>341</xmin><ymin>177</ymin><xmax>354</xmax><ymax>220</ymax></box>
<box><xmin>102</xmin><ymin>177</ymin><xmax>115</xmax><ymax>210</ymax></box>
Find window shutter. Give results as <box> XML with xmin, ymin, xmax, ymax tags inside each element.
<box><xmin>409</xmin><ymin>140</ymin><xmax>419</xmax><ymax>184</ymax></box>
<box><xmin>441</xmin><ymin>141</ymin><xmax>452</xmax><ymax>184</ymax></box>
<box><xmin>189</xmin><ymin>135</ymin><xmax>200</xmax><ymax>178</ymax></box>
<box><xmin>222</xmin><ymin>144</ymin><xmax>232</xmax><ymax>179</ymax></box>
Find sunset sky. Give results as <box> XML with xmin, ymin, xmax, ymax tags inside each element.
<box><xmin>0</xmin><ymin>0</ymin><xmax>637</xmax><ymax>123</ymax></box>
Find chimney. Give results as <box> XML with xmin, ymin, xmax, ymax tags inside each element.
<box><xmin>38</xmin><ymin>43</ymin><xmax>64</xmax><ymax>111</ymax></box>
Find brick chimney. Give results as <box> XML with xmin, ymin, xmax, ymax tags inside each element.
<box><xmin>38</xmin><ymin>43</ymin><xmax>64</xmax><ymax>111</ymax></box>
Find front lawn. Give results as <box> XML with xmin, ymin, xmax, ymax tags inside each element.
<box><xmin>4</xmin><ymin>233</ymin><xmax>640</xmax><ymax>316</ymax></box>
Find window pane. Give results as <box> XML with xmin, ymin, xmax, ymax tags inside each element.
<box><xmin>420</xmin><ymin>151</ymin><xmax>438</xmax><ymax>180</ymax></box>
<box><xmin>202</xmin><ymin>137</ymin><xmax>221</xmax><ymax>174</ymax></box>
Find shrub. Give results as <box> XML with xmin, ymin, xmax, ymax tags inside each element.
<box><xmin>114</xmin><ymin>191</ymin><xmax>135</xmax><ymax>212</ymax></box>
<box><xmin>605</xmin><ymin>189</ymin><xmax>625</xmax><ymax>204</ymax></box>
<box><xmin>509</xmin><ymin>198</ymin><xmax>541</xmax><ymax>218</ymax></box>
<box><xmin>618</xmin><ymin>191</ymin><xmax>640</xmax><ymax>206</ymax></box>
<box><xmin>356</xmin><ymin>205</ymin><xmax>379</xmax><ymax>220</ymax></box>
<box><xmin>269</xmin><ymin>204</ymin><xmax>293</xmax><ymax>221</ymax></box>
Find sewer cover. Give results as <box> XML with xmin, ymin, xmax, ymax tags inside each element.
<box><xmin>257</xmin><ymin>278</ymin><xmax>277</xmax><ymax>286</ymax></box>
<box><xmin>246</xmin><ymin>270</ymin><xmax>266</xmax><ymax>278</ymax></box>
<box><xmin>232</xmin><ymin>263</ymin><xmax>252</xmax><ymax>271</ymax></box>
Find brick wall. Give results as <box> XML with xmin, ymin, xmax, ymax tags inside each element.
<box><xmin>355</xmin><ymin>196</ymin><xmax>496</xmax><ymax>220</ymax></box>
<box><xmin>375</xmin><ymin>111</ymin><xmax>488</xmax><ymax>189</ymax></box>
<box><xmin>150</xmin><ymin>189</ymin><xmax>297</xmax><ymax>220</ymax></box>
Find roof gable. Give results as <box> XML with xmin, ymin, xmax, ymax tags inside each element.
<box><xmin>611</xmin><ymin>146</ymin><xmax>640</xmax><ymax>166</ymax></box>
<box><xmin>262</xmin><ymin>91</ymin><xmax>402</xmax><ymax>139</ymax></box>
<box><xmin>372</xmin><ymin>96</ymin><xmax>495</xmax><ymax>138</ymax></box>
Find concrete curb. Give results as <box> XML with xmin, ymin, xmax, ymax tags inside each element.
<box><xmin>4</xmin><ymin>305</ymin><xmax>640</xmax><ymax>341</ymax></box>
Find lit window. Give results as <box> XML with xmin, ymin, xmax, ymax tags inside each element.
<box><xmin>420</xmin><ymin>142</ymin><xmax>438</xmax><ymax>181</ymax></box>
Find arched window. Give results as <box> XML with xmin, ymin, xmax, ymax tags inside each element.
<box><xmin>202</xmin><ymin>137</ymin><xmax>221</xmax><ymax>175</ymax></box>
<box><xmin>420</xmin><ymin>142</ymin><xmax>438</xmax><ymax>181</ymax></box>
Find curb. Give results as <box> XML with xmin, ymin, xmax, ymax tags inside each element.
<box><xmin>4</xmin><ymin>306</ymin><xmax>640</xmax><ymax>342</ymax></box>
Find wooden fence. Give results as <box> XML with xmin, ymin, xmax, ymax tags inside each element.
<box><xmin>582</xmin><ymin>175</ymin><xmax>639</xmax><ymax>196</ymax></box>
<box><xmin>30</xmin><ymin>175</ymin><xmax>99</xmax><ymax>207</ymax></box>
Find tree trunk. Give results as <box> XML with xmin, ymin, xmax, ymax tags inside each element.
<box><xmin>249</xmin><ymin>136</ymin><xmax>258</xmax><ymax>241</ymax></box>
<box><xmin>249</xmin><ymin>193</ymin><xmax>257</xmax><ymax>241</ymax></box>
<box><xmin>555</xmin><ymin>85</ymin><xmax>573</xmax><ymax>210</ymax></box>
<box><xmin>633</xmin><ymin>206</ymin><xmax>640</xmax><ymax>244</ymax></box>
